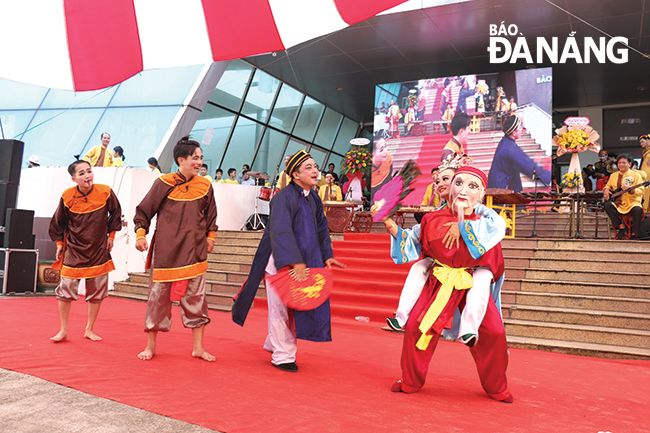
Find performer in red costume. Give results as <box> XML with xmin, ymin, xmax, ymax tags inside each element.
<box><xmin>391</xmin><ymin>165</ymin><xmax>513</xmax><ymax>403</ymax></box>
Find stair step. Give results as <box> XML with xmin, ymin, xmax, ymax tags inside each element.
<box><xmin>216</xmin><ymin>230</ymin><xmax>263</xmax><ymax>238</ymax></box>
<box><xmin>129</xmin><ymin>270</ymin><xmax>251</xmax><ymax>284</ymax></box>
<box><xmin>525</xmin><ymin>257</ymin><xmax>650</xmax><ymax>273</ymax></box>
<box><xmin>505</xmin><ymin>304</ymin><xmax>650</xmax><ymax>330</ymax></box>
<box><xmin>502</xmin><ymin>291</ymin><xmax>650</xmax><ymax>314</ymax></box>
<box><xmin>504</xmin><ymin>319</ymin><xmax>650</xmax><ymax>349</ymax></box>
<box><xmin>215</xmin><ymin>237</ymin><xmax>263</xmax><ymax>247</ymax></box>
<box><xmin>208</xmin><ymin>260</ymin><xmax>252</xmax><ymax>273</ymax></box>
<box><xmin>522</xmin><ymin>268</ymin><xmax>647</xmax><ymax>286</ymax></box>
<box><xmin>532</xmin><ymin>248</ymin><xmax>650</xmax><ymax>261</ymax></box>
<box><xmin>506</xmin><ymin>335</ymin><xmax>650</xmax><ymax>360</ymax></box>
<box><xmin>208</xmin><ymin>251</ymin><xmax>255</xmax><ymax>263</ymax></box>
<box><xmin>536</xmin><ymin>239</ymin><xmax>650</xmax><ymax>252</ymax></box>
<box><xmin>108</xmin><ymin>291</ymin><xmax>233</xmax><ymax>313</ymax></box>
<box><xmin>504</xmin><ymin>278</ymin><xmax>650</xmax><ymax>299</ymax></box>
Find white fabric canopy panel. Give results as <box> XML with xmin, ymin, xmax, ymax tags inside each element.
<box><xmin>0</xmin><ymin>0</ymin><xmax>409</xmax><ymax>91</ymax></box>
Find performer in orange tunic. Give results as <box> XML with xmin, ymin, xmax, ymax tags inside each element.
<box><xmin>134</xmin><ymin>136</ymin><xmax>218</xmax><ymax>361</ymax></box>
<box><xmin>391</xmin><ymin>166</ymin><xmax>513</xmax><ymax>403</ymax></box>
<box><xmin>49</xmin><ymin>160</ymin><xmax>122</xmax><ymax>342</ymax></box>
<box><xmin>371</xmin><ymin>132</ymin><xmax>393</xmax><ymax>196</ymax></box>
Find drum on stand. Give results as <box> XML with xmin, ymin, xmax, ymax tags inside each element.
<box><xmin>258</xmin><ymin>186</ymin><xmax>278</xmax><ymax>202</ymax></box>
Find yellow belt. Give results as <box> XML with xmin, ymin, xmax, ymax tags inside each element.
<box><xmin>416</xmin><ymin>260</ymin><xmax>473</xmax><ymax>350</ymax></box>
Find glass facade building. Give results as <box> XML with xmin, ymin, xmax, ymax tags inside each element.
<box><xmin>0</xmin><ymin>59</ymin><xmax>359</xmax><ymax>178</ymax></box>
<box><xmin>0</xmin><ymin>65</ymin><xmax>205</xmax><ymax>168</ymax></box>
<box><xmin>190</xmin><ymin>59</ymin><xmax>359</xmax><ymax>181</ymax></box>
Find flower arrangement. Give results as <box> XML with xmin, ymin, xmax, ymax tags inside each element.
<box><xmin>407</xmin><ymin>93</ymin><xmax>417</xmax><ymax>109</ymax></box>
<box><xmin>341</xmin><ymin>147</ymin><xmax>372</xmax><ymax>178</ymax></box>
<box><xmin>560</xmin><ymin>171</ymin><xmax>582</xmax><ymax>190</ymax></box>
<box><xmin>553</xmin><ymin>125</ymin><xmax>600</xmax><ymax>156</ymax></box>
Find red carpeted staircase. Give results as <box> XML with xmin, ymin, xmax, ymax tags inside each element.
<box><xmin>330</xmin><ymin>232</ymin><xmax>406</xmax><ymax>322</ymax></box>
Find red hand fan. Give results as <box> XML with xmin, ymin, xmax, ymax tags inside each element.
<box><xmin>266</xmin><ymin>268</ymin><xmax>333</xmax><ymax>310</ymax></box>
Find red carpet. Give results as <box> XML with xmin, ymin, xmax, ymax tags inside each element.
<box><xmin>331</xmin><ymin>233</ymin><xmax>407</xmax><ymax>322</ymax></box>
<box><xmin>1</xmin><ymin>297</ymin><xmax>648</xmax><ymax>433</ymax></box>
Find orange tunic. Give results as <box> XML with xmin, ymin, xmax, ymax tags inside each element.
<box><xmin>49</xmin><ymin>184</ymin><xmax>122</xmax><ymax>279</ymax></box>
<box><xmin>371</xmin><ymin>153</ymin><xmax>393</xmax><ymax>189</ymax></box>
<box><xmin>134</xmin><ymin>172</ymin><xmax>218</xmax><ymax>282</ymax></box>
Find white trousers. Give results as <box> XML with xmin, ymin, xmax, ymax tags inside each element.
<box><xmin>395</xmin><ymin>257</ymin><xmax>433</xmax><ymax>327</ymax></box>
<box><xmin>395</xmin><ymin>259</ymin><xmax>493</xmax><ymax>343</ymax></box>
<box><xmin>458</xmin><ymin>267</ymin><xmax>492</xmax><ymax>342</ymax></box>
<box><xmin>263</xmin><ymin>276</ymin><xmax>297</xmax><ymax>365</ymax></box>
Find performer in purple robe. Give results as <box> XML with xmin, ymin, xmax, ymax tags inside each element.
<box><xmin>487</xmin><ymin>115</ymin><xmax>551</xmax><ymax>191</ymax></box>
<box><xmin>232</xmin><ymin>150</ymin><xmax>345</xmax><ymax>372</ymax></box>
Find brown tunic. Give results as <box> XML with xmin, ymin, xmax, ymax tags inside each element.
<box><xmin>49</xmin><ymin>184</ymin><xmax>122</xmax><ymax>279</ymax></box>
<box><xmin>134</xmin><ymin>171</ymin><xmax>218</xmax><ymax>282</ymax></box>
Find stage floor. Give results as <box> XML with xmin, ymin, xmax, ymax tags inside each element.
<box><xmin>1</xmin><ymin>296</ymin><xmax>648</xmax><ymax>433</ymax></box>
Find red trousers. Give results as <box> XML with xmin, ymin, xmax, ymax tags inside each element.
<box><xmin>399</xmin><ymin>281</ymin><xmax>511</xmax><ymax>401</ymax></box>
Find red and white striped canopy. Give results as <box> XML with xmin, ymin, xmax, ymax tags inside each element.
<box><xmin>0</xmin><ymin>0</ymin><xmax>407</xmax><ymax>91</ymax></box>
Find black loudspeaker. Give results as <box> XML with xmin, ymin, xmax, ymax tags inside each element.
<box><xmin>0</xmin><ymin>250</ymin><xmax>38</xmax><ymax>293</ymax></box>
<box><xmin>4</xmin><ymin>209</ymin><xmax>35</xmax><ymax>249</ymax></box>
<box><xmin>0</xmin><ymin>184</ymin><xmax>18</xmax><ymax>226</ymax></box>
<box><xmin>0</xmin><ymin>139</ymin><xmax>24</xmax><ymax>184</ymax></box>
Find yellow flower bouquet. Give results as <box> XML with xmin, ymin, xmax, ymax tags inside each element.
<box><xmin>553</xmin><ymin>125</ymin><xmax>600</xmax><ymax>156</ymax></box>
<box><xmin>560</xmin><ymin>171</ymin><xmax>582</xmax><ymax>190</ymax></box>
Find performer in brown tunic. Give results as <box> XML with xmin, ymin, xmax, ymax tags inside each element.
<box><xmin>134</xmin><ymin>136</ymin><xmax>218</xmax><ymax>361</ymax></box>
<box><xmin>49</xmin><ymin>160</ymin><xmax>122</xmax><ymax>342</ymax></box>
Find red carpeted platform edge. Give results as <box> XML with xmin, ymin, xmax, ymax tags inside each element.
<box><xmin>331</xmin><ymin>233</ymin><xmax>407</xmax><ymax>322</ymax></box>
<box><xmin>1</xmin><ymin>297</ymin><xmax>648</xmax><ymax>433</ymax></box>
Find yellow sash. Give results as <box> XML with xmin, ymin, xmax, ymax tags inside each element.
<box><xmin>416</xmin><ymin>260</ymin><xmax>473</xmax><ymax>350</ymax></box>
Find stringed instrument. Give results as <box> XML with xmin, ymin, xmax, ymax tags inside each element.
<box><xmin>603</xmin><ymin>179</ymin><xmax>650</xmax><ymax>204</ymax></box>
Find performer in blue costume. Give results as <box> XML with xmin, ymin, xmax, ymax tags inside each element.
<box><xmin>232</xmin><ymin>150</ymin><xmax>345</xmax><ymax>372</ymax></box>
<box><xmin>487</xmin><ymin>114</ymin><xmax>551</xmax><ymax>191</ymax></box>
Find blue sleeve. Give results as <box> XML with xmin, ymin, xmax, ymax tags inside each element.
<box><xmin>314</xmin><ymin>192</ymin><xmax>334</xmax><ymax>262</ymax></box>
<box><xmin>459</xmin><ymin>204</ymin><xmax>506</xmax><ymax>259</ymax></box>
<box><xmin>390</xmin><ymin>225</ymin><xmax>421</xmax><ymax>264</ymax></box>
<box><xmin>268</xmin><ymin>190</ymin><xmax>304</xmax><ymax>270</ymax></box>
<box><xmin>509</xmin><ymin>143</ymin><xmax>552</xmax><ymax>186</ymax></box>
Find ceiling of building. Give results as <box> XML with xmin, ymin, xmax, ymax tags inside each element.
<box><xmin>246</xmin><ymin>0</ymin><xmax>650</xmax><ymax>125</ymax></box>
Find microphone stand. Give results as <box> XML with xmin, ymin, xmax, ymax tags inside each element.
<box><xmin>271</xmin><ymin>159</ymin><xmax>282</xmax><ymax>189</ymax></box>
<box><xmin>529</xmin><ymin>169</ymin><xmax>539</xmax><ymax>238</ymax></box>
<box><xmin>574</xmin><ymin>169</ymin><xmax>583</xmax><ymax>239</ymax></box>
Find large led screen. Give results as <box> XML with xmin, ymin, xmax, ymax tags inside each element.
<box><xmin>371</xmin><ymin>67</ymin><xmax>553</xmax><ymax>206</ymax></box>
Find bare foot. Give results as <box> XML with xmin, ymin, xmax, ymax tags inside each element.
<box><xmin>51</xmin><ymin>330</ymin><xmax>68</xmax><ymax>342</ymax></box>
<box><xmin>138</xmin><ymin>346</ymin><xmax>155</xmax><ymax>360</ymax></box>
<box><xmin>83</xmin><ymin>330</ymin><xmax>102</xmax><ymax>341</ymax></box>
<box><xmin>192</xmin><ymin>348</ymin><xmax>216</xmax><ymax>362</ymax></box>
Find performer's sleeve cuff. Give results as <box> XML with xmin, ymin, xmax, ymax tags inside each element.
<box><xmin>56</xmin><ymin>241</ymin><xmax>64</xmax><ymax>247</ymax></box>
<box><xmin>207</xmin><ymin>231</ymin><xmax>216</xmax><ymax>241</ymax></box>
<box><xmin>108</xmin><ymin>231</ymin><xmax>116</xmax><ymax>240</ymax></box>
<box><xmin>136</xmin><ymin>228</ymin><xmax>147</xmax><ymax>240</ymax></box>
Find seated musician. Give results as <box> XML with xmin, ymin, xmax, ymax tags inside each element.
<box><xmin>603</xmin><ymin>154</ymin><xmax>645</xmax><ymax>240</ymax></box>
<box><xmin>403</xmin><ymin>106</ymin><xmax>416</xmax><ymax>137</ymax></box>
<box><xmin>319</xmin><ymin>173</ymin><xmax>343</xmax><ymax>203</ymax></box>
<box><xmin>420</xmin><ymin>168</ymin><xmax>440</xmax><ymax>208</ymax></box>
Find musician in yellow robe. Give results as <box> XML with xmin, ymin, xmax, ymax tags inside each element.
<box><xmin>319</xmin><ymin>173</ymin><xmax>343</xmax><ymax>203</ymax></box>
<box><xmin>603</xmin><ymin>154</ymin><xmax>644</xmax><ymax>239</ymax></box>
<box><xmin>420</xmin><ymin>168</ymin><xmax>440</xmax><ymax>207</ymax></box>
